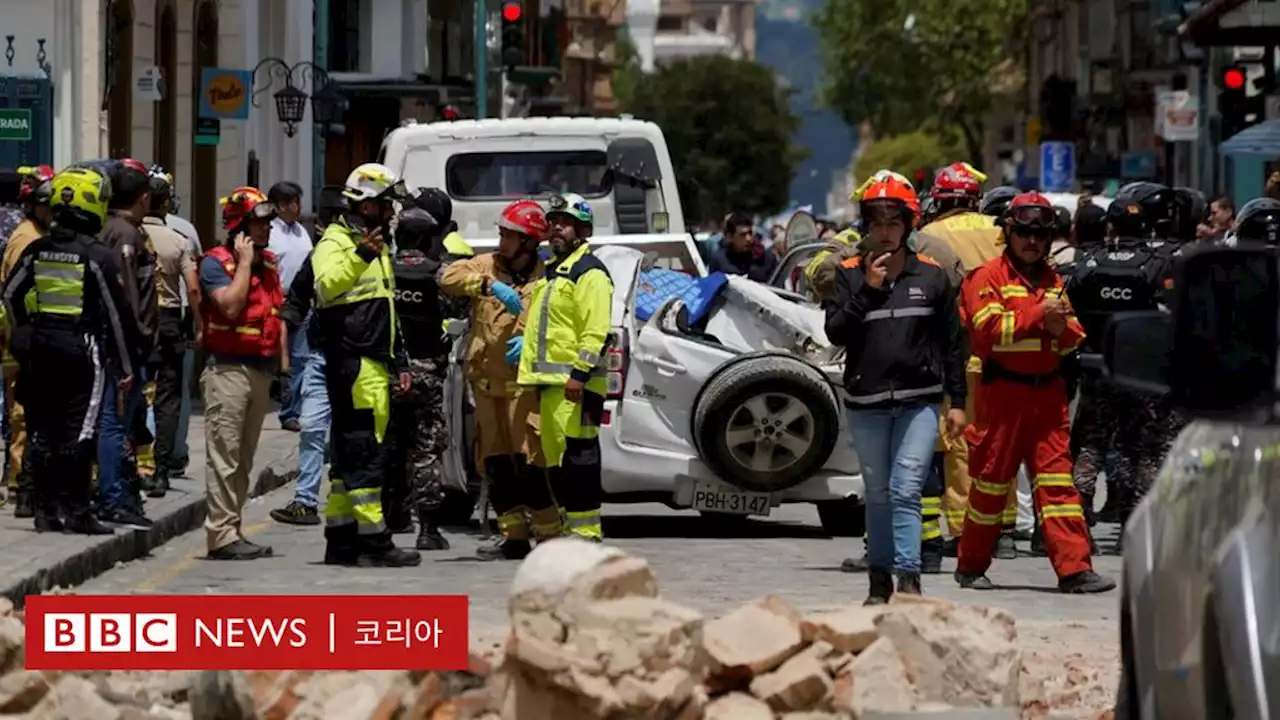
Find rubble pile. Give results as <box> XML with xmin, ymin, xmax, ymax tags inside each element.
<box><xmin>0</xmin><ymin>540</ymin><xmax>1112</xmax><ymax>719</ymax></box>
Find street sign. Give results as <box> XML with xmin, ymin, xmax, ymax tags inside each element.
<box><xmin>1157</xmin><ymin>90</ymin><xmax>1199</xmax><ymax>142</ymax></box>
<box><xmin>1039</xmin><ymin>141</ymin><xmax>1075</xmax><ymax>193</ymax></box>
<box><xmin>194</xmin><ymin>117</ymin><xmax>220</xmax><ymax>146</ymax></box>
<box><xmin>0</xmin><ymin>108</ymin><xmax>33</xmax><ymax>142</ymax></box>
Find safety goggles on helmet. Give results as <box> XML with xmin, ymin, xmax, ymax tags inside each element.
<box><xmin>860</xmin><ymin>198</ymin><xmax>909</xmax><ymax>223</ymax></box>
<box><xmin>1007</xmin><ymin>204</ymin><xmax>1055</xmax><ymax>230</ymax></box>
<box><xmin>547</xmin><ymin>193</ymin><xmax>594</xmax><ymax>224</ymax></box>
<box><xmin>245</xmin><ymin>200</ymin><xmax>278</xmax><ymax>222</ymax></box>
<box><xmin>343</xmin><ymin>163</ymin><xmax>409</xmax><ymax>204</ymax></box>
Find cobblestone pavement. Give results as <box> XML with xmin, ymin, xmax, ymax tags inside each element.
<box><xmin>77</xmin><ymin>481</ymin><xmax>1125</xmax><ymax>635</ymax></box>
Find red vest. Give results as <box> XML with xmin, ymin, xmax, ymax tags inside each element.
<box><xmin>200</xmin><ymin>245</ymin><xmax>284</xmax><ymax>358</ymax></box>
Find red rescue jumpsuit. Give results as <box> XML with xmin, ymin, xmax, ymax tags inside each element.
<box><xmin>956</xmin><ymin>254</ymin><xmax>1093</xmax><ymax>578</ymax></box>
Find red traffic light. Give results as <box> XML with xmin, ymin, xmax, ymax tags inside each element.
<box><xmin>502</xmin><ymin>2</ymin><xmax>522</xmax><ymax>22</ymax></box>
<box><xmin>913</xmin><ymin>169</ymin><xmax>926</xmax><ymax>182</ymax></box>
<box><xmin>1223</xmin><ymin>67</ymin><xmax>1246</xmax><ymax>90</ymax></box>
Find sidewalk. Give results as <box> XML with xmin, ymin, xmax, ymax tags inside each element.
<box><xmin>0</xmin><ymin>416</ymin><xmax>300</xmax><ymax>607</ymax></box>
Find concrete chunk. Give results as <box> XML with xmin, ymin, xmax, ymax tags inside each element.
<box><xmin>703</xmin><ymin>691</ymin><xmax>775</xmax><ymax>720</ymax></box>
<box><xmin>832</xmin><ymin>637</ymin><xmax>917</xmax><ymax>716</ymax></box>
<box><xmin>802</xmin><ymin>607</ymin><xmax>883</xmax><ymax>654</ymax></box>
<box><xmin>749</xmin><ymin>652</ymin><xmax>834</xmax><ymax>712</ymax></box>
<box><xmin>702</xmin><ymin>596</ymin><xmax>807</xmax><ymax>685</ymax></box>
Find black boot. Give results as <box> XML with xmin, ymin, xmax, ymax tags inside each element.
<box><xmin>144</xmin><ymin>466</ymin><xmax>169</xmax><ymax>499</ymax></box>
<box><xmin>477</xmin><ymin>537</ymin><xmax>532</xmax><ymax>561</ymax></box>
<box><xmin>63</xmin><ymin>509</ymin><xmax>113</xmax><ymax>536</ymax></box>
<box><xmin>1059</xmin><ymin>570</ymin><xmax>1117</xmax><ymax>594</ymax></box>
<box><xmin>840</xmin><ymin>553</ymin><xmax>870</xmax><ymax>573</ymax></box>
<box><xmin>415</xmin><ymin>509</ymin><xmax>449</xmax><ymax>551</ymax></box>
<box><xmin>942</xmin><ymin>537</ymin><xmax>959</xmax><ymax>557</ymax></box>
<box><xmin>920</xmin><ymin>538</ymin><xmax>944</xmax><ymax>574</ymax></box>
<box><xmin>994</xmin><ymin>531</ymin><xmax>1017</xmax><ymax>559</ymax></box>
<box><xmin>864</xmin><ymin>568</ymin><xmax>894</xmax><ymax>606</ymax></box>
<box><xmin>13</xmin><ymin>486</ymin><xmax>33</xmax><ymax>519</ymax></box>
<box><xmin>897</xmin><ymin>572</ymin><xmax>922</xmax><ymax>596</ymax></box>
<box><xmin>323</xmin><ymin>525</ymin><xmax>359</xmax><ymax>566</ymax></box>
<box><xmin>1030</xmin><ymin>524</ymin><xmax>1046</xmax><ymax>556</ymax></box>
<box><xmin>33</xmin><ymin>494</ymin><xmax>62</xmax><ymax>533</ymax></box>
<box><xmin>954</xmin><ymin>571</ymin><xmax>995</xmax><ymax>590</ymax></box>
<box><xmin>349</xmin><ymin>535</ymin><xmax>422</xmax><ymax>568</ymax></box>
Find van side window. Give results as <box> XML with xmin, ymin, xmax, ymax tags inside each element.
<box><xmin>446</xmin><ymin>151</ymin><xmax>610</xmax><ymax>199</ymax></box>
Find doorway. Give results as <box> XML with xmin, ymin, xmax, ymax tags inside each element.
<box><xmin>192</xmin><ymin>0</ymin><xmax>218</xmax><ymax>248</ymax></box>
<box><xmin>153</xmin><ymin>0</ymin><xmax>177</xmax><ymax>170</ymax></box>
<box><xmin>107</xmin><ymin>0</ymin><xmax>135</xmax><ymax>158</ymax></box>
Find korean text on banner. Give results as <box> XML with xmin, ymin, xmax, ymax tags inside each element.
<box><xmin>23</xmin><ymin>595</ymin><xmax>470</xmax><ymax>671</ymax></box>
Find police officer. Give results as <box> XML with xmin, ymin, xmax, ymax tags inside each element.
<box><xmin>1233</xmin><ymin>197</ymin><xmax>1280</xmax><ymax>247</ymax></box>
<box><xmin>1173</xmin><ymin>187</ymin><xmax>1209</xmax><ymax>243</ymax></box>
<box><xmin>384</xmin><ymin>206</ymin><xmax>453</xmax><ymax>551</ymax></box>
<box><xmin>1066</xmin><ymin>183</ymin><xmax>1176</xmax><ymax>545</ymax></box>
<box><xmin>2</xmin><ymin>167</ymin><xmax>138</xmax><ymax>534</ymax></box>
<box><xmin>312</xmin><ymin>162</ymin><xmax>419</xmax><ymax>567</ymax></box>
<box><xmin>518</xmin><ymin>192</ymin><xmax>613</xmax><ymax>541</ymax></box>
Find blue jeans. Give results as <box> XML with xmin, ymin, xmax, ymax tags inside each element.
<box><xmin>98</xmin><ymin>370</ymin><xmax>147</xmax><ymax>509</ymax></box>
<box><xmin>278</xmin><ymin>331</ymin><xmax>309</xmax><ymax>423</ymax></box>
<box><xmin>846</xmin><ymin>404</ymin><xmax>940</xmax><ymax>574</ymax></box>
<box><xmin>294</xmin><ymin>349</ymin><xmax>330</xmax><ymax>508</ymax></box>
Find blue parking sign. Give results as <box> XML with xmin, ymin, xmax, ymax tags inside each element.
<box><xmin>1039</xmin><ymin>142</ymin><xmax>1076</xmax><ymax>193</ymax></box>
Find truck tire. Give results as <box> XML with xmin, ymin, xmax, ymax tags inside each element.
<box><xmin>693</xmin><ymin>354</ymin><xmax>840</xmax><ymax>493</ymax></box>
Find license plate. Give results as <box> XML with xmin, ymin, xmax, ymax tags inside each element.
<box><xmin>690</xmin><ymin>482</ymin><xmax>772</xmax><ymax>516</ymax></box>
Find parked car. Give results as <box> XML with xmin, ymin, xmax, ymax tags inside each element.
<box><xmin>442</xmin><ymin>245</ymin><xmax>867</xmax><ymax>535</ymax></box>
<box><xmin>1104</xmin><ymin>245</ymin><xmax>1279</xmax><ymax>719</ymax></box>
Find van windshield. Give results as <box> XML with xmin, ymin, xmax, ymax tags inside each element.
<box><xmin>446</xmin><ymin>151</ymin><xmax>611</xmax><ymax>200</ymax></box>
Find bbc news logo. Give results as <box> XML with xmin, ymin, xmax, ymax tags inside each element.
<box><xmin>26</xmin><ymin>595</ymin><xmax>469</xmax><ymax>671</ymax></box>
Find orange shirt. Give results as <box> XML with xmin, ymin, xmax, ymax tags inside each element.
<box><xmin>960</xmin><ymin>254</ymin><xmax>1084</xmax><ymax>377</ymax></box>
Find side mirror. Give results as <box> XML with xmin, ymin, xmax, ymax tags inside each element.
<box><xmin>1104</xmin><ymin>246</ymin><xmax>1280</xmax><ymax>423</ymax></box>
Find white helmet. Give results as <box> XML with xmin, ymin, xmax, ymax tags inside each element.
<box><xmin>342</xmin><ymin>163</ymin><xmax>407</xmax><ymax>203</ymax></box>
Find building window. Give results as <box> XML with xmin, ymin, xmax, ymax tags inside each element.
<box><xmin>329</xmin><ymin>0</ymin><xmax>362</xmax><ymax>72</ymax></box>
<box><xmin>427</xmin><ymin>0</ymin><xmax>473</xmax><ymax>82</ymax></box>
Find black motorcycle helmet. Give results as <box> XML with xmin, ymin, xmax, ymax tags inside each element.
<box><xmin>979</xmin><ymin>186</ymin><xmax>1019</xmax><ymax>219</ymax></box>
<box><xmin>1052</xmin><ymin>206</ymin><xmax>1071</xmax><ymax>239</ymax></box>
<box><xmin>1172</xmin><ymin>187</ymin><xmax>1207</xmax><ymax>242</ymax></box>
<box><xmin>1233</xmin><ymin>197</ymin><xmax>1280</xmax><ymax>246</ymax></box>
<box><xmin>1107</xmin><ymin>181</ymin><xmax>1176</xmax><ymax>239</ymax></box>
<box><xmin>412</xmin><ymin>187</ymin><xmax>453</xmax><ymax>227</ymax></box>
<box><xmin>395</xmin><ymin>207</ymin><xmax>439</xmax><ymax>251</ymax></box>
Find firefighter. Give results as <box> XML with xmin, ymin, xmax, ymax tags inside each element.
<box><xmin>2</xmin><ymin>166</ymin><xmax>137</xmax><ymax>534</ymax></box>
<box><xmin>440</xmin><ymin>199</ymin><xmax>560</xmax><ymax>560</ymax></box>
<box><xmin>956</xmin><ymin>190</ymin><xmax>1114</xmax><ymax>593</ymax></box>
<box><xmin>312</xmin><ymin>163</ymin><xmax>418</xmax><ymax>567</ymax></box>
<box><xmin>1</xmin><ymin>164</ymin><xmax>54</xmax><ymax>516</ymax></box>
<box><xmin>384</xmin><ymin>206</ymin><xmax>453</xmax><ymax>551</ymax></box>
<box><xmin>518</xmin><ymin>192</ymin><xmax>613</xmax><ymax>541</ymax></box>
<box><xmin>803</xmin><ymin>227</ymin><xmax>860</xmax><ymax>302</ymax></box>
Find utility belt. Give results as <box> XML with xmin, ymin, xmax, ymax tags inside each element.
<box><xmin>981</xmin><ymin>360</ymin><xmax>1060</xmax><ymax>387</ymax></box>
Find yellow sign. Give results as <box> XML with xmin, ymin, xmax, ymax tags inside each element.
<box><xmin>199</xmin><ymin>68</ymin><xmax>251</xmax><ymax>120</ymax></box>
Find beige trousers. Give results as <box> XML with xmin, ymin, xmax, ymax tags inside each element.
<box><xmin>202</xmin><ymin>362</ymin><xmax>273</xmax><ymax>551</ymax></box>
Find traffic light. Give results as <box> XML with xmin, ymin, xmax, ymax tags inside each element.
<box><xmin>1219</xmin><ymin>64</ymin><xmax>1258</xmax><ymax>140</ymax></box>
<box><xmin>501</xmin><ymin>1</ymin><xmax>525</xmax><ymax>69</ymax></box>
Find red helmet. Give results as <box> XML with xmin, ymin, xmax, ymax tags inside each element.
<box><xmin>1006</xmin><ymin>191</ymin><xmax>1056</xmax><ymax>230</ymax></box>
<box><xmin>931</xmin><ymin>162</ymin><xmax>983</xmax><ymax>199</ymax></box>
<box><xmin>219</xmin><ymin>186</ymin><xmax>272</xmax><ymax>230</ymax></box>
<box><xmin>16</xmin><ymin>165</ymin><xmax>54</xmax><ymax>204</ymax></box>
<box><xmin>498</xmin><ymin>199</ymin><xmax>548</xmax><ymax>240</ymax></box>
<box><xmin>859</xmin><ymin>175</ymin><xmax>920</xmax><ymax>223</ymax></box>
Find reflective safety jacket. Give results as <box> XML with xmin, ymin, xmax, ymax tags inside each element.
<box><xmin>961</xmin><ymin>254</ymin><xmax>1084</xmax><ymax>378</ymax></box>
<box><xmin>440</xmin><ymin>251</ymin><xmax>543</xmax><ymax>395</ymax></box>
<box><xmin>915</xmin><ymin>211</ymin><xmax>1003</xmax><ymax>287</ymax></box>
<box><xmin>311</xmin><ymin>220</ymin><xmax>406</xmax><ymax>369</ymax></box>
<box><xmin>803</xmin><ymin>229</ymin><xmax>859</xmax><ymax>301</ymax></box>
<box><xmin>518</xmin><ymin>242</ymin><xmax>613</xmax><ymax>393</ymax></box>
<box><xmin>442</xmin><ymin>231</ymin><xmax>474</xmax><ymax>258</ymax></box>
<box><xmin>1</xmin><ymin>226</ymin><xmax>137</xmax><ymax>377</ymax></box>
<box><xmin>200</xmin><ymin>245</ymin><xmax>285</xmax><ymax>359</ymax></box>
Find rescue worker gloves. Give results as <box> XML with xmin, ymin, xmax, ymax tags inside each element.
<box><xmin>505</xmin><ymin>336</ymin><xmax>524</xmax><ymax>365</ymax></box>
<box><xmin>50</xmin><ymin>167</ymin><xmax>113</xmax><ymax>227</ymax></box>
<box><xmin>490</xmin><ymin>280</ymin><xmax>524</xmax><ymax>316</ymax></box>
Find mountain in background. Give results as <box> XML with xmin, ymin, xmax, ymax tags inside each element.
<box><xmin>755</xmin><ymin>0</ymin><xmax>855</xmax><ymax>216</ymax></box>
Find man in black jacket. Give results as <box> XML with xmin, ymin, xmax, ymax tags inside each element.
<box><xmin>824</xmin><ymin>175</ymin><xmax>968</xmax><ymax>606</ymax></box>
<box><xmin>707</xmin><ymin>212</ymin><xmax>777</xmax><ymax>282</ymax></box>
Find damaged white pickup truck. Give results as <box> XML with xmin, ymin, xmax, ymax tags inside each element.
<box><xmin>442</xmin><ymin>246</ymin><xmax>865</xmax><ymax>536</ymax></box>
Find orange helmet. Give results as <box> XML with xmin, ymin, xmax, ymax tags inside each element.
<box><xmin>859</xmin><ymin>174</ymin><xmax>920</xmax><ymax>223</ymax></box>
<box><xmin>498</xmin><ymin>199</ymin><xmax>548</xmax><ymax>240</ymax></box>
<box><xmin>219</xmin><ymin>186</ymin><xmax>272</xmax><ymax>230</ymax></box>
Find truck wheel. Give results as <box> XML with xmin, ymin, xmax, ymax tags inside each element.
<box><xmin>694</xmin><ymin>355</ymin><xmax>840</xmax><ymax>493</ymax></box>
<box><xmin>816</xmin><ymin>499</ymin><xmax>865</xmax><ymax>537</ymax></box>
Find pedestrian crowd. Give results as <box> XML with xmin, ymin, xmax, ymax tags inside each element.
<box><xmin>0</xmin><ymin>159</ymin><xmax>616</xmax><ymax>568</ymax></box>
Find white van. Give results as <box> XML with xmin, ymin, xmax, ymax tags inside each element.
<box><xmin>377</xmin><ymin>117</ymin><xmax>686</xmax><ymax>241</ymax></box>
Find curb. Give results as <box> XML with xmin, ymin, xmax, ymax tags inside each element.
<box><xmin>1</xmin><ymin>447</ymin><xmax>299</xmax><ymax>609</ymax></box>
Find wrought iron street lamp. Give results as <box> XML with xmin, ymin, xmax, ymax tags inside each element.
<box><xmin>251</xmin><ymin>57</ymin><xmax>345</xmax><ymax>138</ymax></box>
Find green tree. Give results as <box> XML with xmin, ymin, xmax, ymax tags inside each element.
<box><xmin>626</xmin><ymin>55</ymin><xmax>804</xmax><ymax>223</ymax></box>
<box><xmin>812</xmin><ymin>0</ymin><xmax>1026</xmax><ymax>163</ymax></box>
<box><xmin>853</xmin><ymin>131</ymin><xmax>959</xmax><ymax>184</ymax></box>
<box><xmin>612</xmin><ymin>34</ymin><xmax>642</xmax><ymax>113</ymax></box>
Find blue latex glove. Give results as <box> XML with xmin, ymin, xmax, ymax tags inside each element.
<box><xmin>490</xmin><ymin>280</ymin><xmax>524</xmax><ymax>315</ymax></box>
<box><xmin>505</xmin><ymin>336</ymin><xmax>524</xmax><ymax>365</ymax></box>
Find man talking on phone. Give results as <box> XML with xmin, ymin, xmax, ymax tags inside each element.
<box><xmin>824</xmin><ymin>174</ymin><xmax>968</xmax><ymax>605</ymax></box>
<box><xmin>311</xmin><ymin>163</ymin><xmax>417</xmax><ymax>568</ymax></box>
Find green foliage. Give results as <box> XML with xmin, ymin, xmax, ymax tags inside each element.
<box><xmin>853</xmin><ymin>131</ymin><xmax>959</xmax><ymax>184</ymax></box>
<box><xmin>813</xmin><ymin>0</ymin><xmax>1027</xmax><ymax>163</ymax></box>
<box><xmin>627</xmin><ymin>55</ymin><xmax>804</xmax><ymax>223</ymax></box>
<box><xmin>612</xmin><ymin>34</ymin><xmax>641</xmax><ymax>113</ymax></box>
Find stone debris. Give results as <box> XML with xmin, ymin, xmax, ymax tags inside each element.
<box><xmin>0</xmin><ymin>539</ymin><xmax>1112</xmax><ymax>719</ymax></box>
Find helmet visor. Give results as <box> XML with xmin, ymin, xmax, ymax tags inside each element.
<box><xmin>247</xmin><ymin>201</ymin><xmax>278</xmax><ymax>222</ymax></box>
<box><xmin>861</xmin><ymin>198</ymin><xmax>906</xmax><ymax>223</ymax></box>
<box><xmin>1008</xmin><ymin>204</ymin><xmax>1055</xmax><ymax>229</ymax></box>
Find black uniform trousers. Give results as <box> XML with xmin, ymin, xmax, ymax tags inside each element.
<box><xmin>322</xmin><ymin>353</ymin><xmax>395</xmax><ymax>552</ymax></box>
<box><xmin>151</xmin><ymin>307</ymin><xmax>189</xmax><ymax>475</ymax></box>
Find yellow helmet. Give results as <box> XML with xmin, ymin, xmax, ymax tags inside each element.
<box><xmin>50</xmin><ymin>167</ymin><xmax>113</xmax><ymax>225</ymax></box>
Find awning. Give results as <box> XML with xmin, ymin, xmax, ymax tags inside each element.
<box><xmin>1220</xmin><ymin>119</ymin><xmax>1280</xmax><ymax>156</ymax></box>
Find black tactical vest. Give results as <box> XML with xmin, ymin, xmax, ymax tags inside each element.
<box><xmin>392</xmin><ymin>249</ymin><xmax>446</xmax><ymax>360</ymax></box>
<box><xmin>1067</xmin><ymin>240</ymin><xmax>1166</xmax><ymax>352</ymax></box>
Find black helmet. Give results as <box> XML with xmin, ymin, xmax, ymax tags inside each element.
<box><xmin>147</xmin><ymin>165</ymin><xmax>174</xmax><ymax>215</ymax></box>
<box><xmin>1052</xmin><ymin>206</ymin><xmax>1071</xmax><ymax>238</ymax></box>
<box><xmin>1233</xmin><ymin>197</ymin><xmax>1280</xmax><ymax>246</ymax></box>
<box><xmin>411</xmin><ymin>187</ymin><xmax>453</xmax><ymax>227</ymax></box>
<box><xmin>979</xmin><ymin>186</ymin><xmax>1019</xmax><ymax>219</ymax></box>
<box><xmin>1107</xmin><ymin>182</ymin><xmax>1176</xmax><ymax>238</ymax></box>
<box><xmin>1173</xmin><ymin>187</ymin><xmax>1207</xmax><ymax>242</ymax></box>
<box><xmin>395</xmin><ymin>207</ymin><xmax>439</xmax><ymax>250</ymax></box>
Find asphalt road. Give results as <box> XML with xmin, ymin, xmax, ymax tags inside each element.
<box><xmin>77</xmin><ymin>481</ymin><xmax>1126</xmax><ymax>635</ymax></box>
